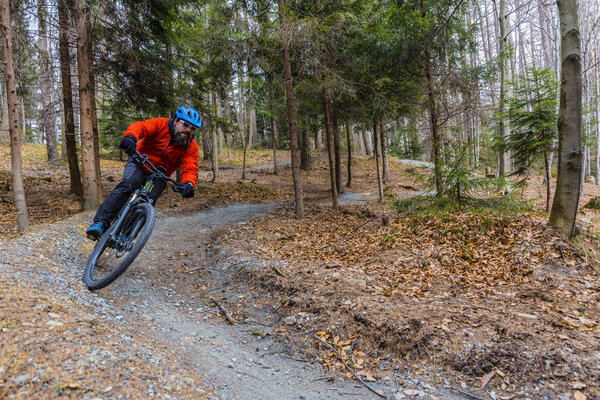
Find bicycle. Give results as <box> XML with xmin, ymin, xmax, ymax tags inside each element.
<box><xmin>83</xmin><ymin>151</ymin><xmax>185</xmax><ymax>290</ymax></box>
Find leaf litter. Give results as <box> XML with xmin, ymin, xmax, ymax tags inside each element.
<box><xmin>212</xmin><ymin>202</ymin><xmax>600</xmax><ymax>399</ymax></box>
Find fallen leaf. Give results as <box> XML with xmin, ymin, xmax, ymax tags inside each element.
<box><xmin>516</xmin><ymin>313</ymin><xmax>538</xmax><ymax>319</ymax></box>
<box><xmin>578</xmin><ymin>317</ymin><xmax>596</xmax><ymax>327</ymax></box>
<box><xmin>571</xmin><ymin>382</ymin><xmax>587</xmax><ymax>390</ymax></box>
<box><xmin>480</xmin><ymin>370</ymin><xmax>496</xmax><ymax>389</ymax></box>
<box><xmin>574</xmin><ymin>391</ymin><xmax>587</xmax><ymax>400</ymax></box>
<box><xmin>404</xmin><ymin>389</ymin><xmax>419</xmax><ymax>395</ymax></box>
<box><xmin>63</xmin><ymin>383</ymin><xmax>80</xmax><ymax>390</ymax></box>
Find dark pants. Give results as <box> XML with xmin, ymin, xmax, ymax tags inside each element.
<box><xmin>93</xmin><ymin>159</ymin><xmax>166</xmax><ymax>226</ymax></box>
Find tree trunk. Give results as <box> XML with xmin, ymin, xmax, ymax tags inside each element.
<box><xmin>38</xmin><ymin>0</ymin><xmax>59</xmax><ymax>164</ymax></box>
<box><xmin>211</xmin><ymin>91</ymin><xmax>219</xmax><ymax>182</ymax></box>
<box><xmin>1</xmin><ymin>0</ymin><xmax>29</xmax><ymax>232</ymax></box>
<box><xmin>323</xmin><ymin>96</ymin><xmax>338</xmax><ymax>210</ymax></box>
<box><xmin>269</xmin><ymin>92</ymin><xmax>278</xmax><ymax>174</ymax></box>
<box><xmin>86</xmin><ymin>13</ymin><xmax>102</xmax><ymax>202</ymax></box>
<box><xmin>278</xmin><ymin>0</ymin><xmax>304</xmax><ymax>218</ymax></box>
<box><xmin>549</xmin><ymin>0</ymin><xmax>583</xmax><ymax>238</ymax></box>
<box><xmin>75</xmin><ymin>0</ymin><xmax>99</xmax><ymax>210</ymax></box>
<box><xmin>544</xmin><ymin>152</ymin><xmax>551</xmax><ymax>214</ymax></box>
<box><xmin>300</xmin><ymin>116</ymin><xmax>312</xmax><ymax>171</ymax></box>
<box><xmin>426</xmin><ymin>53</ymin><xmax>443</xmax><ymax>196</ymax></box>
<box><xmin>498</xmin><ymin>0</ymin><xmax>511</xmax><ymax>175</ymax></box>
<box><xmin>345</xmin><ymin>120</ymin><xmax>352</xmax><ymax>188</ymax></box>
<box><xmin>379</xmin><ymin>120</ymin><xmax>390</xmax><ymax>183</ymax></box>
<box><xmin>1</xmin><ymin>78</ymin><xmax>9</xmax><ymax>145</ymax></box>
<box><xmin>595</xmin><ymin>54</ymin><xmax>600</xmax><ymax>186</ymax></box>
<box><xmin>332</xmin><ymin>111</ymin><xmax>343</xmax><ymax>194</ymax></box>
<box><xmin>58</xmin><ymin>0</ymin><xmax>82</xmax><ymax>196</ymax></box>
<box><xmin>373</xmin><ymin>119</ymin><xmax>383</xmax><ymax>201</ymax></box>
<box><xmin>201</xmin><ymin>104</ymin><xmax>211</xmax><ymax>161</ymax></box>
<box><xmin>363</xmin><ymin>128</ymin><xmax>372</xmax><ymax>156</ymax></box>
<box><xmin>498</xmin><ymin>0</ymin><xmax>512</xmax><ymax>175</ymax></box>
<box><xmin>315</xmin><ymin>128</ymin><xmax>323</xmax><ymax>149</ymax></box>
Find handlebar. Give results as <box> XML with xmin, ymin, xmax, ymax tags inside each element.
<box><xmin>130</xmin><ymin>151</ymin><xmax>183</xmax><ymax>191</ymax></box>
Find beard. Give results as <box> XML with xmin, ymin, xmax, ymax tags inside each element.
<box><xmin>174</xmin><ymin>131</ymin><xmax>189</xmax><ymax>145</ymax></box>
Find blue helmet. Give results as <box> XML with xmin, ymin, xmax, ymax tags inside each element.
<box><xmin>174</xmin><ymin>106</ymin><xmax>202</xmax><ymax>129</ymax></box>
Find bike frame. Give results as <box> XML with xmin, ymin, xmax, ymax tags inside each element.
<box><xmin>108</xmin><ymin>152</ymin><xmax>180</xmax><ymax>254</ymax></box>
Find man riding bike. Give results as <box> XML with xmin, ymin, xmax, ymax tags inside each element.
<box><xmin>86</xmin><ymin>106</ymin><xmax>202</xmax><ymax>240</ymax></box>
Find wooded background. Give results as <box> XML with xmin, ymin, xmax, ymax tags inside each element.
<box><xmin>0</xmin><ymin>0</ymin><xmax>593</xmax><ymax>235</ymax></box>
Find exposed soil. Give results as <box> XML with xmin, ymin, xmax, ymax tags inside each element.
<box><xmin>1</xmin><ymin>144</ymin><xmax>600</xmax><ymax>399</ymax></box>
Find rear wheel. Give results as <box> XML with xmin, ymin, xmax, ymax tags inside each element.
<box><xmin>83</xmin><ymin>203</ymin><xmax>156</xmax><ymax>290</ymax></box>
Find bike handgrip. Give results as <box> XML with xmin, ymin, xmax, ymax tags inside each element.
<box><xmin>172</xmin><ymin>185</ymin><xmax>183</xmax><ymax>193</ymax></box>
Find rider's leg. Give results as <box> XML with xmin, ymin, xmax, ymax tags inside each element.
<box><xmin>147</xmin><ymin>179</ymin><xmax>167</xmax><ymax>205</ymax></box>
<box><xmin>92</xmin><ymin>159</ymin><xmax>149</xmax><ymax>227</ymax></box>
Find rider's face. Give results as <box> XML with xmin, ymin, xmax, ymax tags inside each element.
<box><xmin>174</xmin><ymin>119</ymin><xmax>193</xmax><ymax>145</ymax></box>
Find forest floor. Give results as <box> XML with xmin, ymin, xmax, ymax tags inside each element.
<box><xmin>1</xmin><ymin>144</ymin><xmax>599</xmax><ymax>399</ymax></box>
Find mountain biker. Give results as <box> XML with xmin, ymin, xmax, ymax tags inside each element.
<box><xmin>86</xmin><ymin>106</ymin><xmax>202</xmax><ymax>240</ymax></box>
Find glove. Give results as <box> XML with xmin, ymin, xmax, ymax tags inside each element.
<box><xmin>119</xmin><ymin>135</ymin><xmax>137</xmax><ymax>155</ymax></box>
<box><xmin>181</xmin><ymin>182</ymin><xmax>194</xmax><ymax>198</ymax></box>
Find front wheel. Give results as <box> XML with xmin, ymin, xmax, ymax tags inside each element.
<box><xmin>83</xmin><ymin>203</ymin><xmax>156</xmax><ymax>290</ymax></box>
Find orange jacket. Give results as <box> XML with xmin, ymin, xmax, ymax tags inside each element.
<box><xmin>123</xmin><ymin>118</ymin><xmax>199</xmax><ymax>186</ymax></box>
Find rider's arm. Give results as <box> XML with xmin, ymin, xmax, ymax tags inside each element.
<box><xmin>123</xmin><ymin>118</ymin><xmax>165</xmax><ymax>141</ymax></box>
<box><xmin>180</xmin><ymin>141</ymin><xmax>199</xmax><ymax>187</ymax></box>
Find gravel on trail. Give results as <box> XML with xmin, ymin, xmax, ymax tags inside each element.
<box><xmin>0</xmin><ymin>201</ymin><xmax>469</xmax><ymax>400</ymax></box>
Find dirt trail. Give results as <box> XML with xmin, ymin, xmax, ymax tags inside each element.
<box><xmin>1</xmin><ymin>200</ymin><xmax>469</xmax><ymax>399</ymax></box>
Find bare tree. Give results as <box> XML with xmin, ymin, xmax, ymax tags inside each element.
<box><xmin>332</xmin><ymin>112</ymin><xmax>344</xmax><ymax>194</ymax></box>
<box><xmin>75</xmin><ymin>0</ymin><xmax>100</xmax><ymax>210</ymax></box>
<box><xmin>497</xmin><ymin>0</ymin><xmax>512</xmax><ymax>175</ymax></box>
<box><xmin>379</xmin><ymin>121</ymin><xmax>390</xmax><ymax>183</ymax></box>
<box><xmin>373</xmin><ymin>120</ymin><xmax>384</xmax><ymax>201</ymax></box>
<box><xmin>549</xmin><ymin>0</ymin><xmax>583</xmax><ymax>238</ymax></box>
<box><xmin>278</xmin><ymin>0</ymin><xmax>304</xmax><ymax>218</ymax></box>
<box><xmin>1</xmin><ymin>0</ymin><xmax>29</xmax><ymax>232</ymax></box>
<box><xmin>323</xmin><ymin>96</ymin><xmax>338</xmax><ymax>210</ymax></box>
<box><xmin>345</xmin><ymin>120</ymin><xmax>352</xmax><ymax>188</ymax></box>
<box><xmin>211</xmin><ymin>91</ymin><xmax>219</xmax><ymax>182</ymax></box>
<box><xmin>58</xmin><ymin>0</ymin><xmax>82</xmax><ymax>196</ymax></box>
<box><xmin>37</xmin><ymin>0</ymin><xmax>58</xmax><ymax>164</ymax></box>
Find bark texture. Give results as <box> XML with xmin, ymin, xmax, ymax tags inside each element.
<box><xmin>58</xmin><ymin>0</ymin><xmax>82</xmax><ymax>196</ymax></box>
<box><xmin>38</xmin><ymin>0</ymin><xmax>59</xmax><ymax>164</ymax></box>
<box><xmin>323</xmin><ymin>96</ymin><xmax>338</xmax><ymax>210</ymax></box>
<box><xmin>1</xmin><ymin>0</ymin><xmax>30</xmax><ymax>232</ymax></box>
<box><xmin>373</xmin><ymin>120</ymin><xmax>383</xmax><ymax>201</ymax></box>
<box><xmin>278</xmin><ymin>0</ymin><xmax>304</xmax><ymax>218</ymax></box>
<box><xmin>75</xmin><ymin>0</ymin><xmax>100</xmax><ymax>210</ymax></box>
<box><xmin>549</xmin><ymin>0</ymin><xmax>583</xmax><ymax>238</ymax></box>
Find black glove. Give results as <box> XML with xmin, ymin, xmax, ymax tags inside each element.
<box><xmin>119</xmin><ymin>135</ymin><xmax>137</xmax><ymax>155</ymax></box>
<box><xmin>181</xmin><ymin>182</ymin><xmax>194</xmax><ymax>198</ymax></box>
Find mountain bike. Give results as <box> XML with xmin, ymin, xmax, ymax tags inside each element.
<box><xmin>83</xmin><ymin>151</ymin><xmax>184</xmax><ymax>290</ymax></box>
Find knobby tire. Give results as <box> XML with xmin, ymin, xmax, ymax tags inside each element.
<box><xmin>83</xmin><ymin>203</ymin><xmax>156</xmax><ymax>290</ymax></box>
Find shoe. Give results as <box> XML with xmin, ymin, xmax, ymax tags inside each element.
<box><xmin>86</xmin><ymin>222</ymin><xmax>105</xmax><ymax>241</ymax></box>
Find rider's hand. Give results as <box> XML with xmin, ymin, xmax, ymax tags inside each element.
<box><xmin>181</xmin><ymin>182</ymin><xmax>194</xmax><ymax>198</ymax></box>
<box><xmin>119</xmin><ymin>135</ymin><xmax>137</xmax><ymax>155</ymax></box>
